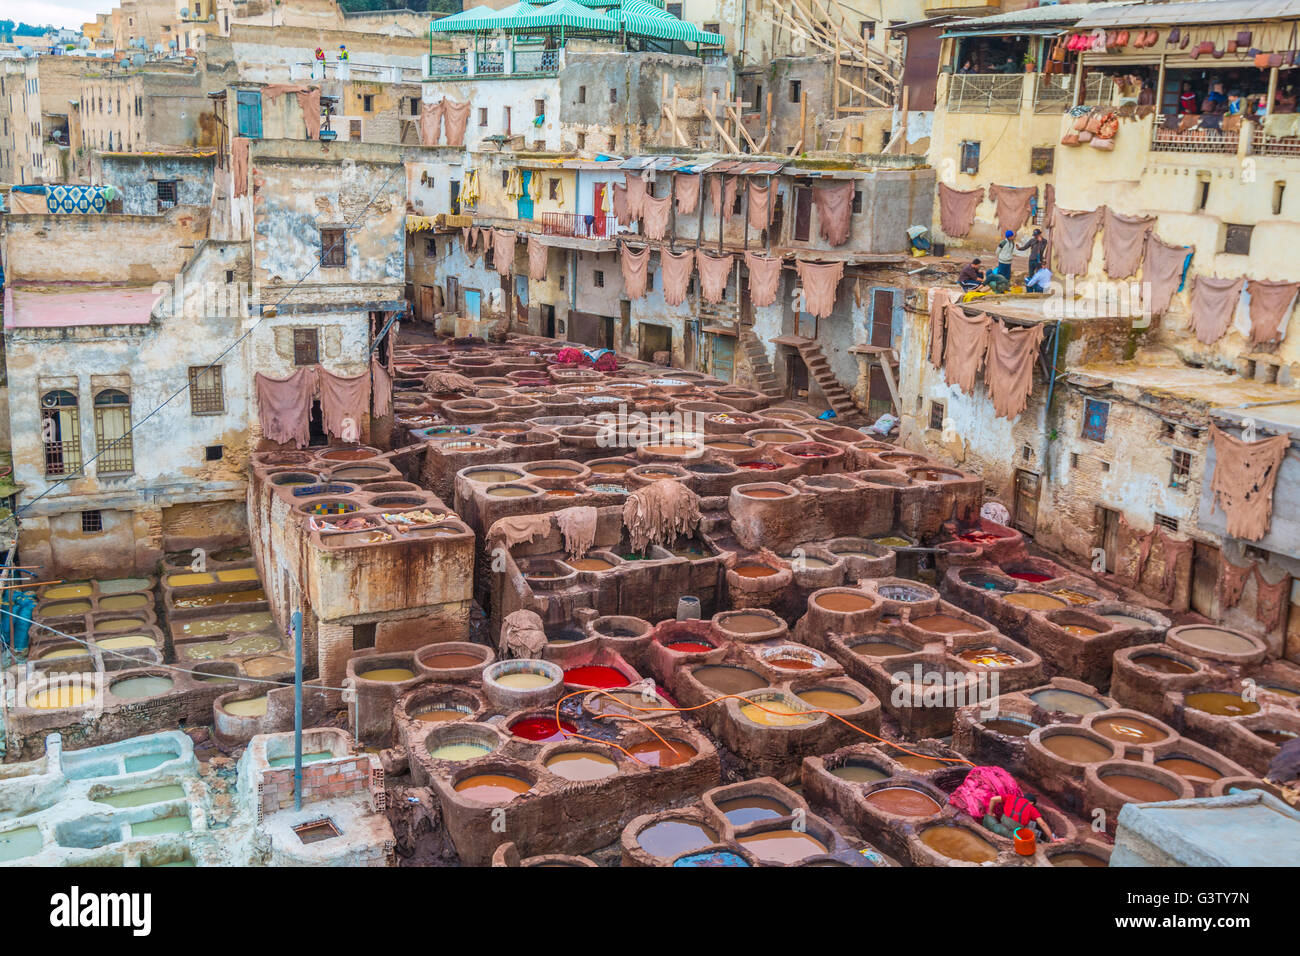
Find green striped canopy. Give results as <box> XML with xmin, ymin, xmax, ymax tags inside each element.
<box><xmin>430</xmin><ymin>0</ymin><xmax>722</xmax><ymax>44</ymax></box>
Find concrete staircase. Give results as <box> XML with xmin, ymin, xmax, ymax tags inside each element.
<box><xmin>785</xmin><ymin>336</ymin><xmax>862</xmax><ymax>422</ymax></box>
<box><xmin>739</xmin><ymin>329</ymin><xmax>783</xmax><ymax>400</ymax></box>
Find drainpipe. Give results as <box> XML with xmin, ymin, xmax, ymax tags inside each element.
<box><xmin>1041</xmin><ymin>320</ymin><xmax>1062</xmax><ymax>482</ymax></box>
<box><xmin>292</xmin><ymin>608</ymin><xmax>303</xmax><ymax>811</ymax></box>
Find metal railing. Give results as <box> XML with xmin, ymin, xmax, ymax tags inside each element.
<box><xmin>512</xmin><ymin>49</ymin><xmax>558</xmax><ymax>74</ymax></box>
<box><xmin>424</xmin><ymin>53</ymin><xmax>468</xmax><ymax>78</ymax></box>
<box><xmin>1252</xmin><ymin>124</ymin><xmax>1300</xmax><ymax>156</ymax></box>
<box><xmin>946</xmin><ymin>73</ymin><xmax>1025</xmax><ymax>114</ymax></box>
<box><xmin>540</xmin><ymin>212</ymin><xmax>617</xmax><ymax>239</ymax></box>
<box><xmin>1151</xmin><ymin>116</ymin><xmax>1241</xmax><ymax>154</ymax></box>
<box><xmin>477</xmin><ymin>51</ymin><xmax>505</xmax><ymax>75</ymax></box>
<box><xmin>1034</xmin><ymin>73</ymin><xmax>1117</xmax><ymax>113</ymax></box>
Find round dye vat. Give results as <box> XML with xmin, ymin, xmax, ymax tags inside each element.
<box><xmin>831</xmin><ymin>762</ymin><xmax>889</xmax><ymax>784</ymax></box>
<box><xmin>1041</xmin><ymin>734</ymin><xmax>1112</xmax><ymax>763</ymax></box>
<box><xmin>41</xmin><ymin>600</ymin><xmax>92</xmax><ymax>616</ymax></box>
<box><xmin>359</xmin><ymin>667</ymin><xmax>416</xmax><ymax>683</ymax></box>
<box><xmin>528</xmin><ymin>467</ymin><xmax>582</xmax><ymax>478</ymax></box>
<box><xmin>956</xmin><ymin>647</ymin><xmax>1021</xmax><ymax>668</ymax></box>
<box><xmin>982</xmin><ymin>717</ymin><xmax>1038</xmax><ymax>738</ymax></box>
<box><xmin>673</xmin><ymin>851</ymin><xmax>750</xmax><ymax>867</ymax></box>
<box><xmin>637</xmin><ymin>820</ymin><xmax>718</xmax><ymax>858</ymax></box>
<box><xmin>738</xmin><ymin>829</ymin><xmax>828</xmax><ymax>864</ymax></box>
<box><xmin>96</xmin><ymin>635</ymin><xmax>156</xmax><ymax>651</ymax></box>
<box><xmin>1008</xmin><ymin>571</ymin><xmax>1053</xmax><ymax>583</ymax></box>
<box><xmin>27</xmin><ymin>685</ymin><xmax>96</xmax><ymax>709</ymax></box>
<box><xmin>797</xmin><ymin>689</ymin><xmax>861</xmax><ymax>711</ymax></box>
<box><xmin>666</xmin><ymin>640</ymin><xmax>714</xmax><ymax>653</ymax></box>
<box><xmin>863</xmin><ymin>787</ymin><xmax>941</xmax><ymax>817</ymax></box>
<box><xmin>320</xmin><ymin>448</ymin><xmax>376</xmax><ymax>461</ymax></box>
<box><xmin>429</xmin><ymin>742</ymin><xmax>493</xmax><ymax>761</ymax></box>
<box><xmin>740</xmin><ymin>700</ymin><xmax>816</xmax><ymax>727</ymax></box>
<box><xmin>739</xmin><ymin>461</ymin><xmax>780</xmax><ymax>471</ymax></box>
<box><xmin>767</xmin><ymin>656</ymin><xmax>817</xmax><ymax>671</ymax></box>
<box><xmin>1185</xmin><ymin>691</ymin><xmax>1259</xmax><ymax>717</ymax></box>
<box><xmin>545</xmin><ymin>752</ymin><xmax>619</xmax><ymax>781</ymax></box>
<box><xmin>494</xmin><ymin>672</ymin><xmax>555</xmax><ymax>690</ymax></box>
<box><xmin>415</xmin><ymin>708</ymin><xmax>470</xmax><ymax>724</ymax></box>
<box><xmin>1156</xmin><ymin>757</ymin><xmax>1223</xmax><ymax>781</ymax></box>
<box><xmin>893</xmin><ymin>753</ymin><xmax>949</xmax><ymax>772</ymax></box>
<box><xmin>742</xmin><ymin>488</ymin><xmax>790</xmax><ymax>499</ymax></box>
<box><xmin>707</xmin><ymin>440</ymin><xmax>755</xmax><ymax>452</ymax></box>
<box><xmin>716</xmin><ymin>795</ymin><xmax>790</xmax><ymax>826</ymax></box>
<box><xmin>224</xmin><ymin>696</ymin><xmax>267</xmax><ymax>717</ymax></box>
<box><xmin>546</xmin><ymin>489</ymin><xmax>581</xmax><ymax>498</ymax></box>
<box><xmin>1176</xmin><ymin>627</ymin><xmax>1256</xmax><ymax>655</ymax></box>
<box><xmin>920</xmin><ymin>826</ymin><xmax>999</xmax><ymax>863</ymax></box>
<box><xmin>1030</xmin><ymin>689</ymin><xmax>1107</xmax><ymax>715</ymax></box>
<box><xmin>1061</xmin><ymin>624</ymin><xmax>1102</xmax><ymax>637</ymax></box>
<box><xmin>110</xmin><ymin>676</ymin><xmax>173</xmax><ymax>699</ymax></box>
<box><xmin>693</xmin><ymin>665</ymin><xmax>767</xmax><ymax>695</ymax></box>
<box><xmin>1132</xmin><ymin>654</ymin><xmax>1196</xmax><ymax>675</ymax></box>
<box><xmin>627</xmin><ymin>739</ymin><xmax>697</xmax><ymax>767</ymax></box>
<box><xmin>1093</xmin><ymin>716</ymin><xmax>1168</xmax><ymax>744</ymax></box>
<box><xmin>874</xmin><ymin>537</ymin><xmax>912</xmax><ymax>548</ymax></box>
<box><xmin>99</xmin><ymin>594</ymin><xmax>150</xmax><ymax>611</ymax></box>
<box><xmin>423</xmin><ymin>652</ymin><xmax>484</xmax><ymax>669</ymax></box>
<box><xmin>1004</xmin><ymin>593</ymin><xmax>1067</xmax><ymax>611</ymax></box>
<box><xmin>509</xmin><ymin>716</ymin><xmax>576</xmax><ymax>742</ymax></box>
<box><xmin>589</xmin><ymin>462</ymin><xmax>631</xmax><ymax>475</ymax></box>
<box><xmin>716</xmin><ymin>613</ymin><xmax>778</xmax><ymax>634</ymax></box>
<box><xmin>733</xmin><ymin>564</ymin><xmax>778</xmax><ymax>578</ymax></box>
<box><xmin>1052</xmin><ymin>589</ymin><xmax>1097</xmax><ymax>605</ymax></box>
<box><xmin>787</xmin><ymin>555</ymin><xmax>832</xmax><ymax>569</ymax></box>
<box><xmin>1100</xmin><ymin>773</ymin><xmax>1178</xmax><ymax>802</ymax></box>
<box><xmin>567</xmin><ymin>558</ymin><xmax>615</xmax><ymax>572</ymax></box>
<box><xmin>641</xmin><ymin>443</ymin><xmax>693</xmax><ymax>457</ymax></box>
<box><xmin>851</xmin><ymin>640</ymin><xmax>912</xmax><ymax>658</ymax></box>
<box><xmin>1051</xmin><ymin>851</ymin><xmax>1108</xmax><ymax>867</ymax></box>
<box><xmin>453</xmin><ymin>774</ymin><xmax>531</xmax><ymax>803</ymax></box>
<box><xmin>468</xmin><ymin>469</ymin><xmax>530</xmax><ymax>484</ymax></box>
<box><xmin>1255</xmin><ymin>729</ymin><xmax>1299</xmax><ymax>745</ymax></box>
<box><xmin>44</xmin><ymin>583</ymin><xmax>91</xmax><ymax>599</ymax></box>
<box><xmin>814</xmin><ymin>591</ymin><xmax>875</xmax><ymax>613</ymax></box>
<box><xmin>1262</xmin><ymin>685</ymin><xmax>1300</xmax><ymax>698</ymax></box>
<box><xmin>487</xmin><ymin>486</ymin><xmax>537</xmax><ymax>498</ymax></box>
<box><xmin>563</xmin><ymin>665</ymin><xmax>629</xmax><ymax>688</ymax></box>
<box><xmin>910</xmin><ymin>614</ymin><xmax>979</xmax><ymax>634</ymax></box>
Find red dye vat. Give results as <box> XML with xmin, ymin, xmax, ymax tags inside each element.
<box><xmin>509</xmin><ymin>716</ymin><xmax>576</xmax><ymax>742</ymax></box>
<box><xmin>957</xmin><ymin>531</ymin><xmax>1001</xmax><ymax>545</ymax></box>
<box><xmin>564</xmin><ymin>665</ymin><xmax>631</xmax><ymax>688</ymax></box>
<box><xmin>739</xmin><ymin>461</ymin><xmax>780</xmax><ymax>470</ymax></box>
<box><xmin>666</xmin><ymin>641</ymin><xmax>714</xmax><ymax>653</ymax></box>
<box><xmin>1008</xmin><ymin>571</ymin><xmax>1052</xmax><ymax>583</ymax></box>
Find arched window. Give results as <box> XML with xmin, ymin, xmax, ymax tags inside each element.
<box><xmin>93</xmin><ymin>389</ymin><xmax>134</xmax><ymax>474</ymax></box>
<box><xmin>41</xmin><ymin>389</ymin><xmax>81</xmax><ymax>476</ymax></box>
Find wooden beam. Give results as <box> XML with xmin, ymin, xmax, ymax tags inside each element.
<box><xmin>725</xmin><ymin>103</ymin><xmax>758</xmax><ymax>151</ymax></box>
<box><xmin>705</xmin><ymin>96</ymin><xmax>742</xmax><ymax>153</ymax></box>
<box><xmin>838</xmin><ymin>74</ymin><xmax>891</xmax><ymax>109</ymax></box>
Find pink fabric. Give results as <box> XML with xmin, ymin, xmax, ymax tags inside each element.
<box><xmin>641</xmin><ymin>193</ymin><xmax>672</xmax><ymax>240</ymax></box>
<box><xmin>988</xmin><ymin>184</ymin><xmax>1035</xmax><ymax>235</ymax></box>
<box><xmin>709</xmin><ymin>174</ymin><xmax>739</xmax><ymax>219</ymax></box>
<box><xmin>695</xmin><ymin>251</ymin><xmax>734</xmax><ymax>304</ymax></box>
<box><xmin>795</xmin><ymin>260</ymin><xmax>844</xmax><ymax>319</ymax></box>
<box><xmin>492</xmin><ymin>229</ymin><xmax>516</xmax><ymax>276</ymax></box>
<box><xmin>744</xmin><ymin>252</ymin><xmax>783</xmax><ymax>307</ymax></box>
<box><xmin>943</xmin><ymin>306</ymin><xmax>991</xmax><ymax>394</ymax></box>
<box><xmin>256</xmin><ymin>367</ymin><xmax>317</xmax><ymax>448</ymax></box>
<box><xmin>612</xmin><ymin>183</ymin><xmax>630</xmax><ymax>226</ymax></box>
<box><xmin>1143</xmin><ymin>234</ymin><xmax>1191</xmax><ymax>316</ymax></box>
<box><xmin>674</xmin><ymin>173</ymin><xmax>701</xmax><ymax>215</ymax></box>
<box><xmin>985</xmin><ymin>320</ymin><xmax>1045</xmax><ymax>421</ymax></box>
<box><xmin>747</xmin><ymin>180</ymin><xmax>774</xmax><ymax>231</ymax></box>
<box><xmin>527</xmin><ymin>238</ymin><xmax>548</xmax><ymax>281</ymax></box>
<box><xmin>442</xmin><ymin>100</ymin><xmax>470</xmax><ymax>147</ymax></box>
<box><xmin>1102</xmin><ymin>208</ymin><xmax>1154</xmax><ymax>278</ymax></box>
<box><xmin>262</xmin><ymin>84</ymin><xmax>321</xmax><ymax>140</ymax></box>
<box><xmin>232</xmin><ymin>137</ymin><xmax>250</xmax><ymax>198</ymax></box>
<box><xmin>1189</xmin><ymin>276</ymin><xmax>1244</xmax><ymax>344</ymax></box>
<box><xmin>1247</xmin><ymin>279</ymin><xmax>1299</xmax><ymax>345</ymax></box>
<box><xmin>1210</xmin><ymin>424</ymin><xmax>1291</xmax><ymax>541</ymax></box>
<box><xmin>938</xmin><ymin>183</ymin><xmax>983</xmax><ymax>238</ymax></box>
<box><xmin>371</xmin><ymin>356</ymin><xmax>392</xmax><ymax>418</ymax></box>
<box><xmin>949</xmin><ymin>766</ymin><xmax>1024</xmax><ymax>819</ymax></box>
<box><xmin>418</xmin><ymin>99</ymin><xmax>444</xmax><ymax>146</ymax></box>
<box><xmin>660</xmin><ymin>249</ymin><xmax>694</xmax><ymax>307</ymax></box>
<box><xmin>1050</xmin><ymin>206</ymin><xmax>1104</xmax><ymax>275</ymax></box>
<box><xmin>318</xmin><ymin>369</ymin><xmax>371</xmax><ymax>441</ymax></box>
<box><xmin>813</xmin><ymin>180</ymin><xmax>855</xmax><ymax>246</ymax></box>
<box><xmin>620</xmin><ymin>244</ymin><xmax>650</xmax><ymax>299</ymax></box>
<box><xmin>624</xmin><ymin>173</ymin><xmax>647</xmax><ymax>220</ymax></box>
<box><xmin>929</xmin><ymin>288</ymin><xmax>955</xmax><ymax>367</ymax></box>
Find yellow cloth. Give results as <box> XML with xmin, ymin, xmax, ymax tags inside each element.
<box><xmin>505</xmin><ymin>167</ymin><xmax>523</xmax><ymax>200</ymax></box>
<box><xmin>1265</xmin><ymin>113</ymin><xmax>1300</xmax><ymax>138</ymax></box>
<box><xmin>406</xmin><ymin>215</ymin><xmax>436</xmax><ymax>232</ymax></box>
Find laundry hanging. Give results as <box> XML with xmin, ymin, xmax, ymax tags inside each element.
<box><xmin>527</xmin><ymin>237</ymin><xmax>548</xmax><ymax>281</ymax></box>
<box><xmin>1143</xmin><ymin>233</ymin><xmax>1192</xmax><ymax>316</ymax></box>
<box><xmin>942</xmin><ymin>306</ymin><xmax>991</xmax><ymax>394</ymax></box>
<box><xmin>747</xmin><ymin>180</ymin><xmax>774</xmax><ymax>231</ymax></box>
<box><xmin>1049</xmin><ymin>206</ymin><xmax>1104</xmax><ymax>275</ymax></box>
<box><xmin>929</xmin><ymin>288</ymin><xmax>955</xmax><ymax>367</ymax></box>
<box><xmin>813</xmin><ymin>180</ymin><xmax>855</xmax><ymax>246</ymax></box>
<box><xmin>1245</xmin><ymin>279</ymin><xmax>1300</xmax><ymax>345</ymax></box>
<box><xmin>1101</xmin><ymin>208</ymin><xmax>1155</xmax><ymax>278</ymax></box>
<box><xmin>1218</xmin><ymin>558</ymin><xmax>1292</xmax><ymax>630</ymax></box>
<box><xmin>505</xmin><ymin>167</ymin><xmax>523</xmax><ymax>200</ymax></box>
<box><xmin>674</xmin><ymin>173</ymin><xmax>701</xmax><ymax>215</ymax></box>
<box><xmin>744</xmin><ymin>252</ymin><xmax>783</xmax><ymax>307</ymax></box>
<box><xmin>442</xmin><ymin>100</ymin><xmax>470</xmax><ymax>147</ymax></box>
<box><xmin>620</xmin><ymin>243</ymin><xmax>650</xmax><ymax>299</ymax></box>
<box><xmin>984</xmin><ymin>320</ymin><xmax>1045</xmax><ymax>421</ymax></box>
<box><xmin>624</xmin><ymin>172</ymin><xmax>647</xmax><ymax>220</ymax></box>
<box><xmin>371</xmin><ymin>356</ymin><xmax>392</xmax><ymax>418</ymax></box>
<box><xmin>695</xmin><ymin>251</ymin><xmax>734</xmax><ymax>305</ymax></box>
<box><xmin>794</xmin><ymin>260</ymin><xmax>844</xmax><ymax>319</ymax></box>
<box><xmin>255</xmin><ymin>367</ymin><xmax>318</xmax><ymax>448</ymax></box>
<box><xmin>1189</xmin><ymin>276</ymin><xmax>1245</xmax><ymax>344</ymax></box>
<box><xmin>988</xmin><ymin>184</ymin><xmax>1035</xmax><ymax>235</ymax></box>
<box><xmin>492</xmin><ymin>229</ymin><xmax>517</xmax><ymax>276</ymax></box>
<box><xmin>641</xmin><ymin>193</ymin><xmax>672</xmax><ymax>240</ymax></box>
<box><xmin>660</xmin><ymin>249</ymin><xmax>695</xmax><ymax>307</ymax></box>
<box><xmin>1209</xmin><ymin>423</ymin><xmax>1291</xmax><ymax>541</ymax></box>
<box><xmin>937</xmin><ymin>183</ymin><xmax>983</xmax><ymax>238</ymax></box>
<box><xmin>612</xmin><ymin>183</ymin><xmax>630</xmax><ymax>226</ymax></box>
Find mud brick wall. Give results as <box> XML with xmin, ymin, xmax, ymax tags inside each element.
<box><xmin>259</xmin><ymin>756</ymin><xmax>374</xmax><ymax>815</ymax></box>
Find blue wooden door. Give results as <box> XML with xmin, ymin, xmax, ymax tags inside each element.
<box><xmin>465</xmin><ymin>289</ymin><xmax>481</xmax><ymax>321</ymax></box>
<box><xmin>236</xmin><ymin>90</ymin><xmax>262</xmax><ymax>138</ymax></box>
<box><xmin>517</xmin><ymin>170</ymin><xmax>534</xmax><ymax>220</ymax></box>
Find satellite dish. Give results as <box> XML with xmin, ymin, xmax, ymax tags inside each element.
<box><xmin>154</xmin><ymin>43</ymin><xmax>164</xmax><ymax>53</ymax></box>
<box><xmin>132</xmin><ymin>53</ymin><xmax>146</xmax><ymax>66</ymax></box>
<box><xmin>180</xmin><ymin>7</ymin><xmax>190</xmax><ymax>16</ymax></box>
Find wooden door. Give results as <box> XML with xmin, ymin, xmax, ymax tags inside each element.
<box><xmin>419</xmin><ymin>285</ymin><xmax>436</xmax><ymax>322</ymax></box>
<box><xmin>1013</xmin><ymin>469</ymin><xmax>1040</xmax><ymax>535</ymax></box>
<box><xmin>1191</xmin><ymin>541</ymin><xmax>1220</xmax><ymax>618</ymax></box>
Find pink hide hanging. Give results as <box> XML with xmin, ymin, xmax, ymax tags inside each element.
<box><xmin>695</xmin><ymin>251</ymin><xmax>734</xmax><ymax>304</ymax></box>
<box><xmin>620</xmin><ymin>244</ymin><xmax>650</xmax><ymax>300</ymax></box>
<box><xmin>795</xmin><ymin>260</ymin><xmax>844</xmax><ymax>319</ymax></box>
<box><xmin>744</xmin><ymin>252</ymin><xmax>783</xmax><ymax>308</ymax></box>
<box><xmin>641</xmin><ymin>193</ymin><xmax>672</xmax><ymax>240</ymax></box>
<box><xmin>660</xmin><ymin>249</ymin><xmax>694</xmax><ymax>307</ymax></box>
<box><xmin>256</xmin><ymin>367</ymin><xmax>318</xmax><ymax>448</ymax></box>
<box><xmin>318</xmin><ymin>368</ymin><xmax>371</xmax><ymax>441</ymax></box>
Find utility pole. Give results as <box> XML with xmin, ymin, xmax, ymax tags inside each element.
<box><xmin>292</xmin><ymin>608</ymin><xmax>303</xmax><ymax>810</ymax></box>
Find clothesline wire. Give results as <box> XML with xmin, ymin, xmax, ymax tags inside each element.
<box><xmin>16</xmin><ymin>163</ymin><xmax>403</xmax><ymax>519</ymax></box>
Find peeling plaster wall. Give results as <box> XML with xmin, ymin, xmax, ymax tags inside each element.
<box><xmin>97</xmin><ymin>153</ymin><xmax>216</xmax><ymax>216</ymax></box>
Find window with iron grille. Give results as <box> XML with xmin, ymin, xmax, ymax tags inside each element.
<box><xmin>594</xmin><ymin>270</ymin><xmax>604</xmax><ymax>288</ymax></box>
<box><xmin>960</xmin><ymin>141</ymin><xmax>980</xmax><ymax>175</ymax></box>
<box><xmin>424</xmin><ymin>237</ymin><xmax>437</xmax><ymax>257</ymax></box>
<box><xmin>81</xmin><ymin>510</ymin><xmax>103</xmax><ymax>533</ymax></box>
<box><xmin>41</xmin><ymin>389</ymin><xmax>82</xmax><ymax>477</ymax></box>
<box><xmin>155</xmin><ymin>179</ymin><xmax>178</xmax><ymax>210</ymax></box>
<box><xmin>93</xmin><ymin>389</ymin><xmax>133</xmax><ymax>474</ymax></box>
<box><xmin>1170</xmin><ymin>448</ymin><xmax>1193</xmax><ymax>489</ymax></box>
<box><xmin>1154</xmin><ymin>513</ymin><xmax>1179</xmax><ymax>532</ymax></box>
<box><xmin>320</xmin><ymin>228</ymin><xmax>346</xmax><ymax>267</ymax></box>
<box><xmin>188</xmin><ymin>365</ymin><xmax>224</xmax><ymax>415</ymax></box>
<box><xmin>852</xmin><ymin>190</ymin><xmax>863</xmax><ymax>214</ymax></box>
<box><xmin>293</xmin><ymin>329</ymin><xmax>320</xmax><ymax>366</ymax></box>
<box><xmin>929</xmin><ymin>400</ymin><xmax>945</xmax><ymax>431</ymax></box>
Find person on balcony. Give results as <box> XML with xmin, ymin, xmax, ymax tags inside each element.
<box><xmin>1276</xmin><ymin>85</ymin><xmax>1297</xmax><ymax>113</ymax></box>
<box><xmin>1179</xmin><ymin>81</ymin><xmax>1199</xmax><ymax>114</ymax></box>
<box><xmin>1227</xmin><ymin>90</ymin><xmax>1244</xmax><ymax>116</ymax></box>
<box><xmin>1202</xmin><ymin>81</ymin><xmax>1228</xmax><ymax>114</ymax></box>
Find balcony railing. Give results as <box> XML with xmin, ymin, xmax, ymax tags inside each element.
<box><xmin>512</xmin><ymin>49</ymin><xmax>558</xmax><ymax>74</ymax></box>
<box><xmin>540</xmin><ymin>212</ymin><xmax>617</xmax><ymax>239</ymax></box>
<box><xmin>1152</xmin><ymin>116</ymin><xmax>1241</xmax><ymax>154</ymax></box>
<box><xmin>477</xmin><ymin>51</ymin><xmax>505</xmax><ymax>75</ymax></box>
<box><xmin>1253</xmin><ymin>120</ymin><xmax>1300</xmax><ymax>157</ymax></box>
<box><xmin>946</xmin><ymin>73</ymin><xmax>1024</xmax><ymax>114</ymax></box>
<box><xmin>424</xmin><ymin>53</ymin><xmax>468</xmax><ymax>78</ymax></box>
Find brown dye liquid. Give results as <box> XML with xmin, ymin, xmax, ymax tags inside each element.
<box><xmin>1176</xmin><ymin>627</ymin><xmax>1255</xmax><ymax>655</ymax></box>
<box><xmin>422</xmin><ymin>653</ymin><xmax>482</xmax><ymax>669</ymax></box>
<box><xmin>1051</xmin><ymin>851</ymin><xmax>1108</xmax><ymax>867</ymax></box>
<box><xmin>636</xmin><ymin>820</ymin><xmax>718</xmax><ymax>858</ymax></box>
<box><xmin>920</xmin><ymin>826</ymin><xmax>999</xmax><ymax>863</ymax></box>
<box><xmin>1256</xmin><ymin>729</ymin><xmax>1299</xmax><ymax>745</ymax></box>
<box><xmin>1004</xmin><ymin>593</ymin><xmax>1067</xmax><ymax>611</ymax></box>
<box><xmin>545</xmin><ymin>752</ymin><xmax>618</xmax><ymax>781</ymax></box>
<box><xmin>707</xmin><ymin>441</ymin><xmax>753</xmax><ymax>451</ymax></box>
<box><xmin>797</xmin><ymin>689</ymin><xmax>861</xmax><ymax>711</ymax></box>
<box><xmin>738</xmin><ymin>829</ymin><xmax>828</xmax><ymax>864</ymax></box>
<box><xmin>567</xmin><ymin>558</ymin><xmax>615</xmax><ymax>572</ymax></box>
<box><xmin>1042</xmin><ymin>734</ymin><xmax>1112</xmax><ymax>763</ymax></box>
<box><xmin>528</xmin><ymin>467</ymin><xmax>581</xmax><ymax>478</ymax></box>
<box><xmin>642</xmin><ymin>444</ymin><xmax>692</xmax><ymax>457</ymax></box>
<box><xmin>1184</xmin><ymin>691</ymin><xmax>1260</xmax><ymax>717</ymax></box>
<box><xmin>718</xmin><ymin>613</ymin><xmax>777</xmax><ymax>634</ymax></box>
<box><xmin>487</xmin><ymin>486</ymin><xmax>536</xmax><ymax>497</ymax></box>
<box><xmin>1104</xmin><ymin>614</ymin><xmax>1153</xmax><ymax>628</ymax></box>
<box><xmin>734</xmin><ymin>564</ymin><xmax>777</xmax><ymax>578</ymax></box>
<box><xmin>768</xmin><ymin>657</ymin><xmax>816</xmax><ymax>671</ymax></box>
<box><xmin>465</xmin><ymin>469</ymin><xmax>523</xmax><ymax>483</ymax></box>
<box><xmin>1262</xmin><ymin>685</ymin><xmax>1300</xmax><ymax>698</ymax></box>
<box><xmin>453</xmin><ymin>774</ymin><xmax>531</xmax><ymax>803</ymax></box>
<box><xmin>852</xmin><ymin>641</ymin><xmax>911</xmax><ymax>658</ymax></box>
<box><xmin>1156</xmin><ymin>757</ymin><xmax>1223</xmax><ymax>781</ymax></box>
<box><xmin>172</xmin><ymin>589</ymin><xmax>266</xmax><ymax>610</ymax></box>
<box><xmin>982</xmin><ymin>718</ymin><xmax>1037</xmax><ymax>737</ymax></box>
<box><xmin>893</xmin><ymin>754</ymin><xmax>948</xmax><ymax>772</ymax></box>
<box><xmin>815</xmin><ymin>591</ymin><xmax>875</xmax><ymax>613</ymax></box>
<box><xmin>1093</xmin><ymin>717</ymin><xmax>1167</xmax><ymax>744</ymax></box>
<box><xmin>1052</xmin><ymin>589</ymin><xmax>1097</xmax><ymax>605</ymax></box>
<box><xmin>716</xmin><ymin>795</ymin><xmax>790</xmax><ymax>826</ymax></box>
<box><xmin>1101</xmin><ymin>774</ymin><xmax>1177</xmax><ymax>802</ymax></box>
<box><xmin>415</xmin><ymin>709</ymin><xmax>469</xmax><ymax>723</ymax></box>
<box><xmin>322</xmin><ymin>449</ymin><xmax>376</xmax><ymax>460</ymax></box>
<box><xmin>864</xmin><ymin>787</ymin><xmax>941</xmax><ymax>817</ymax></box>
<box><xmin>831</xmin><ymin>763</ymin><xmax>888</xmax><ymax>783</ymax></box>
<box><xmin>1061</xmin><ymin>625</ymin><xmax>1101</xmax><ymax>637</ymax></box>
<box><xmin>1132</xmin><ymin>655</ymin><xmax>1195</xmax><ymax>675</ymax></box>
<box><xmin>742</xmin><ymin>489</ymin><xmax>789</xmax><ymax>499</ymax></box>
<box><xmin>589</xmin><ymin>463</ymin><xmax>631</xmax><ymax>475</ymax></box>
<box><xmin>627</xmin><ymin>739</ymin><xmax>696</xmax><ymax>767</ymax></box>
<box><xmin>910</xmin><ymin>614</ymin><xmax>978</xmax><ymax>634</ymax></box>
<box><xmin>956</xmin><ymin>647</ymin><xmax>1021</xmax><ymax>668</ymax></box>
<box><xmin>546</xmin><ymin>489</ymin><xmax>581</xmax><ymax>497</ymax></box>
